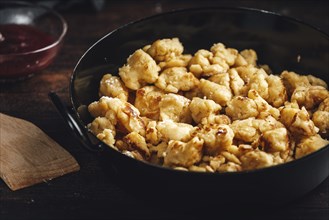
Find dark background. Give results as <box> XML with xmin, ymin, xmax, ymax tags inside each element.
<box><xmin>1</xmin><ymin>1</ymin><xmax>328</xmax><ymax>219</ymax></box>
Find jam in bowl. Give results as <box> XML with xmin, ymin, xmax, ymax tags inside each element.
<box><xmin>0</xmin><ymin>1</ymin><xmax>67</xmax><ymax>82</ymax></box>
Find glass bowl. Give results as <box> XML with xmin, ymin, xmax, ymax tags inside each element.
<box><xmin>0</xmin><ymin>1</ymin><xmax>67</xmax><ymax>82</ymax></box>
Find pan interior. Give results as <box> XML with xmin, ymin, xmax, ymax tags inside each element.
<box><xmin>71</xmin><ymin>8</ymin><xmax>329</xmax><ymax>126</ymax></box>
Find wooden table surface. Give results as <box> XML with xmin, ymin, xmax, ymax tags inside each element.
<box><xmin>1</xmin><ymin>1</ymin><xmax>328</xmax><ymax>219</ymax></box>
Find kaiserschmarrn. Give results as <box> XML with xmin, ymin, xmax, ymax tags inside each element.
<box><xmin>87</xmin><ymin>38</ymin><xmax>329</xmax><ymax>172</ymax></box>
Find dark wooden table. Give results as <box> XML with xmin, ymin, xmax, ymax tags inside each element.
<box><xmin>1</xmin><ymin>1</ymin><xmax>328</xmax><ymax>219</ymax></box>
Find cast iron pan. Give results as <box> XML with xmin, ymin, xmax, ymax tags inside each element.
<box><xmin>50</xmin><ymin>7</ymin><xmax>329</xmax><ymax>205</ymax></box>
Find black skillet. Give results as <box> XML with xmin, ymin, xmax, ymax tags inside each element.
<box><xmin>49</xmin><ymin>7</ymin><xmax>329</xmax><ymax>205</ymax></box>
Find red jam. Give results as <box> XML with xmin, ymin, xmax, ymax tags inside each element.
<box><xmin>0</xmin><ymin>24</ymin><xmax>60</xmax><ymax>81</ymax></box>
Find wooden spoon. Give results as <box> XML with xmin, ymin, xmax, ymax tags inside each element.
<box><xmin>0</xmin><ymin>113</ymin><xmax>80</xmax><ymax>191</ymax></box>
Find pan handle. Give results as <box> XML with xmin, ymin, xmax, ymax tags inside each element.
<box><xmin>48</xmin><ymin>91</ymin><xmax>103</xmax><ymax>152</ymax></box>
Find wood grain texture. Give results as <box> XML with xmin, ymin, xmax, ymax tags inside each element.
<box><xmin>0</xmin><ymin>1</ymin><xmax>328</xmax><ymax>220</ymax></box>
<box><xmin>0</xmin><ymin>113</ymin><xmax>80</xmax><ymax>191</ymax></box>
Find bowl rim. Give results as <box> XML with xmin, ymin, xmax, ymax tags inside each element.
<box><xmin>0</xmin><ymin>1</ymin><xmax>67</xmax><ymax>56</ymax></box>
<box><xmin>71</xmin><ymin>6</ymin><xmax>329</xmax><ymax>176</ymax></box>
